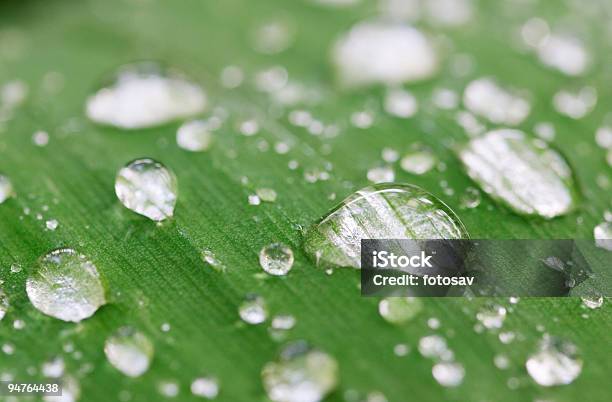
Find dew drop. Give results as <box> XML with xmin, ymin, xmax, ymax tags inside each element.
<box><xmin>476</xmin><ymin>303</ymin><xmax>507</xmax><ymax>330</ymax></box>
<box><xmin>418</xmin><ymin>335</ymin><xmax>452</xmax><ymax>361</ymax></box>
<box><xmin>115</xmin><ymin>158</ymin><xmax>178</xmax><ymax>222</ymax></box>
<box><xmin>191</xmin><ymin>376</ymin><xmax>219</xmax><ymax>399</ymax></box>
<box><xmin>400</xmin><ymin>150</ymin><xmax>436</xmax><ymax>175</ymax></box>
<box><xmin>0</xmin><ymin>174</ymin><xmax>15</xmax><ymax>204</ymax></box>
<box><xmin>42</xmin><ymin>357</ymin><xmax>65</xmax><ymax>378</ymax></box>
<box><xmin>104</xmin><ymin>326</ymin><xmax>154</xmax><ymax>378</ymax></box>
<box><xmin>384</xmin><ymin>88</ymin><xmax>418</xmax><ymax>118</ymax></box>
<box><xmin>378</xmin><ymin>297</ymin><xmax>422</xmax><ymax>324</ymax></box>
<box><xmin>26</xmin><ymin>248</ymin><xmax>106</xmax><ymax>322</ymax></box>
<box><xmin>458</xmin><ymin>129</ymin><xmax>578</xmax><ymax>218</ymax></box>
<box><xmin>43</xmin><ymin>376</ymin><xmax>80</xmax><ymax>402</ymax></box>
<box><xmin>303</xmin><ymin>183</ymin><xmax>468</xmax><ymax>269</ymax></box>
<box><xmin>595</xmin><ymin>126</ymin><xmax>612</xmax><ymax>149</ymax></box>
<box><xmin>536</xmin><ymin>34</ymin><xmax>588</xmax><ymax>76</ymax></box>
<box><xmin>367</xmin><ymin>166</ymin><xmax>395</xmax><ymax>183</ymax></box>
<box><xmin>463</xmin><ymin>78</ymin><xmax>530</xmax><ymax>125</ymax></box>
<box><xmin>239</xmin><ymin>294</ymin><xmax>268</xmax><ymax>324</ymax></box>
<box><xmin>494</xmin><ymin>354</ymin><xmax>510</xmax><ymax>370</ymax></box>
<box><xmin>581</xmin><ymin>295</ymin><xmax>603</xmax><ymax>309</ymax></box>
<box><xmin>256</xmin><ymin>188</ymin><xmax>278</xmax><ymax>203</ymax></box>
<box><xmin>158</xmin><ymin>380</ymin><xmax>179</xmax><ymax>398</ymax></box>
<box><xmin>259</xmin><ymin>243</ymin><xmax>294</xmax><ymax>276</ymax></box>
<box><xmin>432</xmin><ymin>361</ymin><xmax>465</xmax><ymax>387</ymax></box>
<box><xmin>262</xmin><ymin>341</ymin><xmax>339</xmax><ymax>402</ymax></box>
<box><xmin>552</xmin><ymin>87</ymin><xmax>596</xmax><ymax>119</ymax></box>
<box><xmin>593</xmin><ymin>221</ymin><xmax>612</xmax><ymax>251</ymax></box>
<box><xmin>86</xmin><ymin>62</ymin><xmax>206</xmax><ymax>129</ymax></box>
<box><xmin>176</xmin><ymin>120</ymin><xmax>212</xmax><ymax>152</ymax></box>
<box><xmin>45</xmin><ymin>219</ymin><xmax>59</xmax><ymax>231</ymax></box>
<box><xmin>0</xmin><ymin>288</ymin><xmax>9</xmax><ymax>321</ymax></box>
<box><xmin>459</xmin><ymin>186</ymin><xmax>481</xmax><ymax>209</ymax></box>
<box><xmin>332</xmin><ymin>21</ymin><xmax>437</xmax><ymax>88</ymax></box>
<box><xmin>201</xmin><ymin>249</ymin><xmax>226</xmax><ymax>272</ymax></box>
<box><xmin>526</xmin><ymin>336</ymin><xmax>582</xmax><ymax>386</ymax></box>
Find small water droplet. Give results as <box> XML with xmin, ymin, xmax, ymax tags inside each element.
<box><xmin>526</xmin><ymin>336</ymin><xmax>582</xmax><ymax>386</ymax></box>
<box><xmin>594</xmin><ymin>221</ymin><xmax>612</xmax><ymax>251</ymax></box>
<box><xmin>463</xmin><ymin>78</ymin><xmax>530</xmax><ymax>125</ymax></box>
<box><xmin>458</xmin><ymin>129</ymin><xmax>578</xmax><ymax>218</ymax></box>
<box><xmin>534</xmin><ymin>122</ymin><xmax>556</xmax><ymax>142</ymax></box>
<box><xmin>43</xmin><ymin>375</ymin><xmax>80</xmax><ymax>402</ymax></box>
<box><xmin>191</xmin><ymin>376</ymin><xmax>219</xmax><ymax>399</ymax></box>
<box><xmin>42</xmin><ymin>357</ymin><xmax>65</xmax><ymax>378</ymax></box>
<box><xmin>384</xmin><ymin>88</ymin><xmax>418</xmax><ymax>118</ymax></box>
<box><xmin>115</xmin><ymin>158</ymin><xmax>178</xmax><ymax>222</ymax></box>
<box><xmin>476</xmin><ymin>303</ymin><xmax>507</xmax><ymax>330</ymax></box>
<box><xmin>432</xmin><ymin>361</ymin><xmax>465</xmax><ymax>387</ymax></box>
<box><xmin>367</xmin><ymin>166</ymin><xmax>395</xmax><ymax>183</ymax></box>
<box><xmin>418</xmin><ymin>335</ymin><xmax>452</xmax><ymax>361</ymax></box>
<box><xmin>393</xmin><ymin>343</ymin><xmax>410</xmax><ymax>357</ymax></box>
<box><xmin>259</xmin><ymin>243</ymin><xmax>294</xmax><ymax>276</ymax></box>
<box><xmin>0</xmin><ymin>174</ymin><xmax>15</xmax><ymax>204</ymax></box>
<box><xmin>494</xmin><ymin>354</ymin><xmax>510</xmax><ymax>370</ymax></box>
<box><xmin>595</xmin><ymin>126</ymin><xmax>612</xmax><ymax>149</ymax></box>
<box><xmin>0</xmin><ymin>288</ymin><xmax>8</xmax><ymax>321</ymax></box>
<box><xmin>86</xmin><ymin>62</ymin><xmax>206</xmax><ymax>129</ymax></box>
<box><xmin>536</xmin><ymin>34</ymin><xmax>588</xmax><ymax>76</ymax></box>
<box><xmin>332</xmin><ymin>21</ymin><xmax>438</xmax><ymax>88</ymax></box>
<box><xmin>202</xmin><ymin>249</ymin><xmax>226</xmax><ymax>272</ymax></box>
<box><xmin>553</xmin><ymin>87</ymin><xmax>596</xmax><ymax>119</ymax></box>
<box><xmin>45</xmin><ymin>219</ymin><xmax>59</xmax><ymax>231</ymax></box>
<box><xmin>158</xmin><ymin>380</ymin><xmax>180</xmax><ymax>398</ymax></box>
<box><xmin>26</xmin><ymin>248</ymin><xmax>106</xmax><ymax>322</ymax></box>
<box><xmin>378</xmin><ymin>297</ymin><xmax>422</xmax><ymax>324</ymax></box>
<box><xmin>253</xmin><ymin>19</ymin><xmax>295</xmax><ymax>55</ymax></box>
<box><xmin>262</xmin><ymin>341</ymin><xmax>339</xmax><ymax>402</ymax></box>
<box><xmin>459</xmin><ymin>187</ymin><xmax>481</xmax><ymax>209</ymax></box>
<box><xmin>176</xmin><ymin>120</ymin><xmax>212</xmax><ymax>152</ymax></box>
<box><xmin>256</xmin><ymin>188</ymin><xmax>278</xmax><ymax>203</ymax></box>
<box><xmin>239</xmin><ymin>294</ymin><xmax>268</xmax><ymax>324</ymax></box>
<box><xmin>10</xmin><ymin>263</ymin><xmax>21</xmax><ymax>273</ymax></box>
<box><xmin>581</xmin><ymin>295</ymin><xmax>603</xmax><ymax>309</ymax></box>
<box><xmin>400</xmin><ymin>149</ymin><xmax>436</xmax><ymax>175</ymax></box>
<box><xmin>32</xmin><ymin>130</ymin><xmax>49</xmax><ymax>146</ymax></box>
<box><xmin>104</xmin><ymin>326</ymin><xmax>154</xmax><ymax>378</ymax></box>
<box><xmin>220</xmin><ymin>65</ymin><xmax>244</xmax><ymax>89</ymax></box>
<box><xmin>303</xmin><ymin>184</ymin><xmax>468</xmax><ymax>269</ymax></box>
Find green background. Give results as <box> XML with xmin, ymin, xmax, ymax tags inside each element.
<box><xmin>0</xmin><ymin>0</ymin><xmax>610</xmax><ymax>401</ymax></box>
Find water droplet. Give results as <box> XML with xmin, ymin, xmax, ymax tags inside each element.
<box><xmin>43</xmin><ymin>376</ymin><xmax>80</xmax><ymax>402</ymax></box>
<box><xmin>494</xmin><ymin>354</ymin><xmax>510</xmax><ymax>370</ymax></box>
<box><xmin>400</xmin><ymin>149</ymin><xmax>436</xmax><ymax>175</ymax></box>
<box><xmin>526</xmin><ymin>336</ymin><xmax>582</xmax><ymax>386</ymax></box>
<box><xmin>0</xmin><ymin>174</ymin><xmax>15</xmax><ymax>204</ymax></box>
<box><xmin>459</xmin><ymin>187</ymin><xmax>481</xmax><ymax>209</ymax></box>
<box><xmin>384</xmin><ymin>88</ymin><xmax>418</xmax><ymax>118</ymax></box>
<box><xmin>537</xmin><ymin>34</ymin><xmax>588</xmax><ymax>76</ymax></box>
<box><xmin>256</xmin><ymin>188</ymin><xmax>277</xmax><ymax>203</ymax></box>
<box><xmin>115</xmin><ymin>158</ymin><xmax>178</xmax><ymax>222</ymax></box>
<box><xmin>191</xmin><ymin>376</ymin><xmax>219</xmax><ymax>399</ymax></box>
<box><xmin>202</xmin><ymin>249</ymin><xmax>226</xmax><ymax>272</ymax></box>
<box><xmin>176</xmin><ymin>120</ymin><xmax>212</xmax><ymax>152</ymax></box>
<box><xmin>259</xmin><ymin>243</ymin><xmax>294</xmax><ymax>276</ymax></box>
<box><xmin>553</xmin><ymin>87</ymin><xmax>596</xmax><ymax>119</ymax></box>
<box><xmin>253</xmin><ymin>20</ymin><xmax>294</xmax><ymax>55</ymax></box>
<box><xmin>0</xmin><ymin>288</ymin><xmax>9</xmax><ymax>321</ymax></box>
<box><xmin>104</xmin><ymin>326</ymin><xmax>154</xmax><ymax>378</ymax></box>
<box><xmin>458</xmin><ymin>129</ymin><xmax>577</xmax><ymax>218</ymax></box>
<box><xmin>594</xmin><ymin>221</ymin><xmax>612</xmax><ymax>251</ymax></box>
<box><xmin>86</xmin><ymin>62</ymin><xmax>206</xmax><ymax>129</ymax></box>
<box><xmin>303</xmin><ymin>184</ymin><xmax>468</xmax><ymax>269</ymax></box>
<box><xmin>595</xmin><ymin>126</ymin><xmax>612</xmax><ymax>149</ymax></box>
<box><xmin>432</xmin><ymin>88</ymin><xmax>459</xmax><ymax>110</ymax></box>
<box><xmin>220</xmin><ymin>65</ymin><xmax>244</xmax><ymax>89</ymax></box>
<box><xmin>418</xmin><ymin>335</ymin><xmax>452</xmax><ymax>361</ymax></box>
<box><xmin>26</xmin><ymin>248</ymin><xmax>106</xmax><ymax>322</ymax></box>
<box><xmin>32</xmin><ymin>130</ymin><xmax>49</xmax><ymax>146</ymax></box>
<box><xmin>425</xmin><ymin>0</ymin><xmax>472</xmax><ymax>27</ymax></box>
<box><xmin>42</xmin><ymin>357</ymin><xmax>65</xmax><ymax>378</ymax></box>
<box><xmin>12</xmin><ymin>318</ymin><xmax>24</xmax><ymax>329</ymax></box>
<box><xmin>476</xmin><ymin>303</ymin><xmax>507</xmax><ymax>330</ymax></box>
<box><xmin>581</xmin><ymin>295</ymin><xmax>603</xmax><ymax>309</ymax></box>
<box><xmin>463</xmin><ymin>78</ymin><xmax>530</xmax><ymax>125</ymax></box>
<box><xmin>332</xmin><ymin>21</ymin><xmax>437</xmax><ymax>88</ymax></box>
<box><xmin>367</xmin><ymin>166</ymin><xmax>395</xmax><ymax>183</ymax></box>
<box><xmin>158</xmin><ymin>380</ymin><xmax>180</xmax><ymax>398</ymax></box>
<box><xmin>46</xmin><ymin>219</ymin><xmax>59</xmax><ymax>231</ymax></box>
<box><xmin>378</xmin><ymin>297</ymin><xmax>422</xmax><ymax>324</ymax></box>
<box><xmin>534</xmin><ymin>122</ymin><xmax>556</xmax><ymax>142</ymax></box>
<box><xmin>271</xmin><ymin>314</ymin><xmax>296</xmax><ymax>330</ymax></box>
<box><xmin>393</xmin><ymin>343</ymin><xmax>410</xmax><ymax>357</ymax></box>
<box><xmin>248</xmin><ymin>194</ymin><xmax>261</xmax><ymax>205</ymax></box>
<box><xmin>10</xmin><ymin>263</ymin><xmax>21</xmax><ymax>273</ymax></box>
<box><xmin>161</xmin><ymin>322</ymin><xmax>171</xmax><ymax>332</ymax></box>
<box><xmin>262</xmin><ymin>341</ymin><xmax>339</xmax><ymax>402</ymax></box>
<box><xmin>432</xmin><ymin>361</ymin><xmax>465</xmax><ymax>387</ymax></box>
<box><xmin>239</xmin><ymin>294</ymin><xmax>268</xmax><ymax>324</ymax></box>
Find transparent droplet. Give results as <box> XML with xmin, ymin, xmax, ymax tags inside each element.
<box><xmin>581</xmin><ymin>295</ymin><xmax>603</xmax><ymax>309</ymax></box>
<box><xmin>303</xmin><ymin>184</ymin><xmax>468</xmax><ymax>269</ymax></box>
<box><xmin>0</xmin><ymin>174</ymin><xmax>15</xmax><ymax>204</ymax></box>
<box><xmin>526</xmin><ymin>336</ymin><xmax>582</xmax><ymax>386</ymax></box>
<box><xmin>463</xmin><ymin>78</ymin><xmax>530</xmax><ymax>125</ymax></box>
<box><xmin>378</xmin><ymin>297</ymin><xmax>423</xmax><ymax>324</ymax></box>
<box><xmin>384</xmin><ymin>88</ymin><xmax>418</xmax><ymax>118</ymax></box>
<box><xmin>458</xmin><ymin>129</ymin><xmax>578</xmax><ymax>218</ymax></box>
<box><xmin>459</xmin><ymin>187</ymin><xmax>481</xmax><ymax>209</ymax></box>
<box><xmin>262</xmin><ymin>341</ymin><xmax>339</xmax><ymax>402</ymax></box>
<box><xmin>115</xmin><ymin>158</ymin><xmax>178</xmax><ymax>222</ymax></box>
<box><xmin>332</xmin><ymin>21</ymin><xmax>437</xmax><ymax>88</ymax></box>
<box><xmin>239</xmin><ymin>294</ymin><xmax>268</xmax><ymax>324</ymax></box>
<box><xmin>260</xmin><ymin>243</ymin><xmax>294</xmax><ymax>276</ymax></box>
<box><xmin>367</xmin><ymin>166</ymin><xmax>395</xmax><ymax>183</ymax></box>
<box><xmin>594</xmin><ymin>221</ymin><xmax>612</xmax><ymax>251</ymax></box>
<box><xmin>400</xmin><ymin>150</ymin><xmax>436</xmax><ymax>175</ymax></box>
<box><xmin>176</xmin><ymin>120</ymin><xmax>212</xmax><ymax>152</ymax></box>
<box><xmin>476</xmin><ymin>303</ymin><xmax>507</xmax><ymax>330</ymax></box>
<box><xmin>26</xmin><ymin>248</ymin><xmax>106</xmax><ymax>322</ymax></box>
<box><xmin>104</xmin><ymin>326</ymin><xmax>154</xmax><ymax>378</ymax></box>
<box><xmin>86</xmin><ymin>62</ymin><xmax>206</xmax><ymax>129</ymax></box>
<box><xmin>432</xmin><ymin>361</ymin><xmax>465</xmax><ymax>387</ymax></box>
<box><xmin>256</xmin><ymin>188</ymin><xmax>278</xmax><ymax>203</ymax></box>
<box><xmin>191</xmin><ymin>376</ymin><xmax>219</xmax><ymax>399</ymax></box>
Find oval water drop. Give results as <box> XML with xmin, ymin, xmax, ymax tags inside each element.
<box><xmin>303</xmin><ymin>183</ymin><xmax>468</xmax><ymax>269</ymax></box>
<box><xmin>458</xmin><ymin>129</ymin><xmax>578</xmax><ymax>218</ymax></box>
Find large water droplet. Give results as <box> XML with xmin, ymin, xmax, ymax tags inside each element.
<box><xmin>378</xmin><ymin>297</ymin><xmax>422</xmax><ymax>324</ymax></box>
<box><xmin>303</xmin><ymin>184</ymin><xmax>468</xmax><ymax>269</ymax></box>
<box><xmin>463</xmin><ymin>78</ymin><xmax>530</xmax><ymax>125</ymax></box>
<box><xmin>0</xmin><ymin>174</ymin><xmax>15</xmax><ymax>204</ymax></box>
<box><xmin>458</xmin><ymin>129</ymin><xmax>577</xmax><ymax>218</ymax></box>
<box><xmin>115</xmin><ymin>158</ymin><xmax>178</xmax><ymax>222</ymax></box>
<box><xmin>259</xmin><ymin>243</ymin><xmax>294</xmax><ymax>276</ymax></box>
<box><xmin>526</xmin><ymin>336</ymin><xmax>582</xmax><ymax>387</ymax></box>
<box><xmin>104</xmin><ymin>326</ymin><xmax>154</xmax><ymax>378</ymax></box>
<box><xmin>86</xmin><ymin>62</ymin><xmax>206</xmax><ymax>129</ymax></box>
<box><xmin>332</xmin><ymin>21</ymin><xmax>437</xmax><ymax>88</ymax></box>
<box><xmin>26</xmin><ymin>248</ymin><xmax>106</xmax><ymax>322</ymax></box>
<box><xmin>262</xmin><ymin>341</ymin><xmax>339</xmax><ymax>402</ymax></box>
